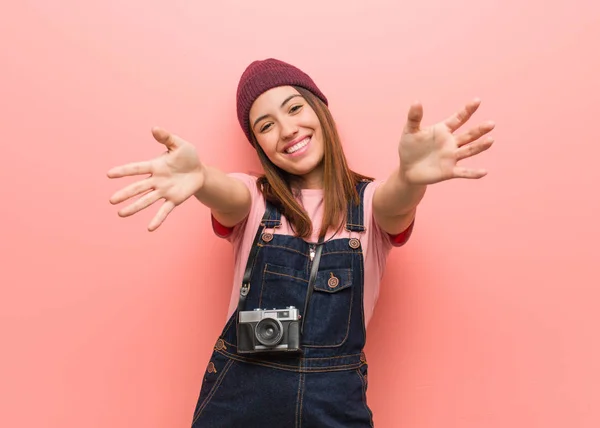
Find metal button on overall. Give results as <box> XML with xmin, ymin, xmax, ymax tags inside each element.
<box><xmin>327</xmin><ymin>273</ymin><xmax>340</xmax><ymax>289</ymax></box>
<box><xmin>349</xmin><ymin>238</ymin><xmax>361</xmax><ymax>249</ymax></box>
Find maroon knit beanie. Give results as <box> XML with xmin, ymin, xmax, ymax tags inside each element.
<box><xmin>236</xmin><ymin>58</ymin><xmax>328</xmax><ymax>144</ymax></box>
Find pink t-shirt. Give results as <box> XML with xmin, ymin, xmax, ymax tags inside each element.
<box><xmin>212</xmin><ymin>173</ymin><xmax>413</xmax><ymax>328</ymax></box>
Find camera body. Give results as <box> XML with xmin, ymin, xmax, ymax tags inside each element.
<box><xmin>237</xmin><ymin>306</ymin><xmax>301</xmax><ymax>354</ymax></box>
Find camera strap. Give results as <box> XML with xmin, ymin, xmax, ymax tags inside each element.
<box><xmin>301</xmin><ymin>235</ymin><xmax>325</xmax><ymax>335</ymax></box>
<box><xmin>237</xmin><ymin>207</ymin><xmax>326</xmax><ymax>329</ymax></box>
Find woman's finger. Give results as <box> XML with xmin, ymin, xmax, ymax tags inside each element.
<box><xmin>148</xmin><ymin>200</ymin><xmax>176</xmax><ymax>231</ymax></box>
<box><xmin>118</xmin><ymin>190</ymin><xmax>162</xmax><ymax>217</ymax></box>
<box><xmin>455</xmin><ymin>121</ymin><xmax>495</xmax><ymax>147</ymax></box>
<box><xmin>152</xmin><ymin>127</ymin><xmax>186</xmax><ymax>151</ymax></box>
<box><xmin>444</xmin><ymin>98</ymin><xmax>481</xmax><ymax>132</ymax></box>
<box><xmin>107</xmin><ymin>160</ymin><xmax>153</xmax><ymax>178</ymax></box>
<box><xmin>403</xmin><ymin>102</ymin><xmax>424</xmax><ymax>133</ymax></box>
<box><xmin>455</xmin><ymin>136</ymin><xmax>494</xmax><ymax>161</ymax></box>
<box><xmin>109</xmin><ymin>178</ymin><xmax>155</xmax><ymax>205</ymax></box>
<box><xmin>452</xmin><ymin>166</ymin><xmax>488</xmax><ymax>179</ymax></box>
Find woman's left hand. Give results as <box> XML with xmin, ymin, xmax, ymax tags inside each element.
<box><xmin>398</xmin><ymin>98</ymin><xmax>495</xmax><ymax>185</ymax></box>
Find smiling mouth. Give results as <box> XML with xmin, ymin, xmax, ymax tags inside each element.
<box><xmin>285</xmin><ymin>137</ymin><xmax>310</xmax><ymax>154</ymax></box>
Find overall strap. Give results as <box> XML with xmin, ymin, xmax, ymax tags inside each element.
<box><xmin>262</xmin><ymin>200</ymin><xmax>282</xmax><ymax>228</ymax></box>
<box><xmin>237</xmin><ymin>201</ymin><xmax>279</xmax><ymax>312</ymax></box>
<box><xmin>345</xmin><ymin>180</ymin><xmax>370</xmax><ymax>232</ymax></box>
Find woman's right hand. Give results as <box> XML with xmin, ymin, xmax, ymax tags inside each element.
<box><xmin>107</xmin><ymin>127</ymin><xmax>205</xmax><ymax>231</ymax></box>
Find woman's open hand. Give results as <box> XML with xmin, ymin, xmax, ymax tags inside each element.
<box><xmin>107</xmin><ymin>127</ymin><xmax>205</xmax><ymax>231</ymax></box>
<box><xmin>398</xmin><ymin>99</ymin><xmax>495</xmax><ymax>185</ymax></box>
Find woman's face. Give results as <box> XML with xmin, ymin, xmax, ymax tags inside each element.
<box><xmin>249</xmin><ymin>86</ymin><xmax>325</xmax><ymax>188</ymax></box>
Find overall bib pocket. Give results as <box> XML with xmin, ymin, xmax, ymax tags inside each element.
<box><xmin>302</xmin><ymin>267</ymin><xmax>354</xmax><ymax>347</ymax></box>
<box><xmin>259</xmin><ymin>264</ymin><xmax>354</xmax><ymax>347</ymax></box>
<box><xmin>259</xmin><ymin>263</ymin><xmax>308</xmax><ymax>311</ymax></box>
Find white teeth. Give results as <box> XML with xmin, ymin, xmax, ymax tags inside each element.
<box><xmin>286</xmin><ymin>137</ymin><xmax>310</xmax><ymax>154</ymax></box>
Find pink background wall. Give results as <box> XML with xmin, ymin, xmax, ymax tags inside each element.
<box><xmin>1</xmin><ymin>1</ymin><xmax>599</xmax><ymax>427</ymax></box>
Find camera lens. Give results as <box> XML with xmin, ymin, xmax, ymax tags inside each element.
<box><xmin>255</xmin><ymin>318</ymin><xmax>283</xmax><ymax>347</ymax></box>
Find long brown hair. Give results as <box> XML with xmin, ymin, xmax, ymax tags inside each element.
<box><xmin>251</xmin><ymin>86</ymin><xmax>373</xmax><ymax>239</ymax></box>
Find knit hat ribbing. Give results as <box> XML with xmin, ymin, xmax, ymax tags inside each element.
<box><xmin>236</xmin><ymin>58</ymin><xmax>328</xmax><ymax>144</ymax></box>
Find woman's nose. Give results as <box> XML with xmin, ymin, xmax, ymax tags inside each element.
<box><xmin>280</xmin><ymin>119</ymin><xmax>299</xmax><ymax>140</ymax></box>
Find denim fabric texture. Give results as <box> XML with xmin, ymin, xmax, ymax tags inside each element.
<box><xmin>192</xmin><ymin>181</ymin><xmax>374</xmax><ymax>427</ymax></box>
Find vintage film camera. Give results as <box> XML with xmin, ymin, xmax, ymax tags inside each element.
<box><xmin>237</xmin><ymin>306</ymin><xmax>301</xmax><ymax>354</ymax></box>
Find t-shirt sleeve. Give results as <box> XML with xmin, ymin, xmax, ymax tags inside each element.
<box><xmin>210</xmin><ymin>173</ymin><xmax>261</xmax><ymax>243</ymax></box>
<box><xmin>388</xmin><ymin>218</ymin><xmax>415</xmax><ymax>247</ymax></box>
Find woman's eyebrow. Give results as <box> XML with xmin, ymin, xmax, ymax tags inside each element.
<box><xmin>280</xmin><ymin>94</ymin><xmax>302</xmax><ymax>108</ymax></box>
<box><xmin>252</xmin><ymin>94</ymin><xmax>303</xmax><ymax>129</ymax></box>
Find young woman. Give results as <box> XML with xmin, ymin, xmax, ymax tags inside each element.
<box><xmin>107</xmin><ymin>58</ymin><xmax>494</xmax><ymax>427</ymax></box>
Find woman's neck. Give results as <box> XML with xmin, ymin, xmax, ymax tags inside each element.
<box><xmin>292</xmin><ymin>164</ymin><xmax>324</xmax><ymax>189</ymax></box>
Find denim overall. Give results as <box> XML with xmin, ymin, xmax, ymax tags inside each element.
<box><xmin>191</xmin><ymin>182</ymin><xmax>374</xmax><ymax>427</ymax></box>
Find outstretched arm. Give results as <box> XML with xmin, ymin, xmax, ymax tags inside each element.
<box><xmin>194</xmin><ymin>164</ymin><xmax>252</xmax><ymax>228</ymax></box>
<box><xmin>107</xmin><ymin>127</ymin><xmax>251</xmax><ymax>231</ymax></box>
<box><xmin>373</xmin><ymin>98</ymin><xmax>495</xmax><ymax>235</ymax></box>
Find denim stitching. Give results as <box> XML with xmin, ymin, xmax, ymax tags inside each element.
<box><xmin>264</xmin><ymin>269</ymin><xmax>308</xmax><ymax>283</ymax></box>
<box><xmin>303</xmin><ymin>280</ymin><xmax>354</xmax><ymax>348</ymax></box>
<box><xmin>295</xmin><ymin>371</ymin><xmax>305</xmax><ymax>428</ymax></box>
<box><xmin>259</xmin><ymin>246</ymin><xmax>361</xmax><ymax>257</ymax></box>
<box><xmin>258</xmin><ymin>264</ymin><xmax>267</xmax><ymax>309</ymax></box>
<box><xmin>260</xmin><ymin>263</ymin><xmax>308</xmax><ymax>308</ymax></box>
<box><xmin>260</xmin><ymin>244</ymin><xmax>309</xmax><ymax>258</ymax></box>
<box><xmin>192</xmin><ymin>359</ymin><xmax>235</xmax><ymax>424</ymax></box>
<box><xmin>218</xmin><ymin>346</ymin><xmax>363</xmax><ymax>361</ymax></box>
<box><xmin>347</xmin><ymin>197</ymin><xmax>355</xmax><ymax>231</ymax></box>
<box><xmin>217</xmin><ymin>350</ymin><xmax>363</xmax><ymax>373</ymax></box>
<box><xmin>321</xmin><ymin>250</ymin><xmax>362</xmax><ymax>256</ymax></box>
<box><xmin>219</xmin><ymin>342</ymin><xmax>363</xmax><ymax>362</ymax></box>
<box><xmin>345</xmin><ymin>181</ymin><xmax>368</xmax><ymax>232</ymax></box>
<box><xmin>358</xmin><ymin>255</ymin><xmax>367</xmax><ymax>345</ymax></box>
<box><xmin>313</xmin><ymin>269</ymin><xmax>352</xmax><ymax>293</ymax></box>
<box><xmin>355</xmin><ymin>366</ymin><xmax>374</xmax><ymax>427</ymax></box>
<box><xmin>294</xmin><ymin>371</ymin><xmax>301</xmax><ymax>428</ymax></box>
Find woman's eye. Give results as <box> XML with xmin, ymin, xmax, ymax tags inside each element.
<box><xmin>260</xmin><ymin>123</ymin><xmax>272</xmax><ymax>133</ymax></box>
<box><xmin>289</xmin><ymin>105</ymin><xmax>302</xmax><ymax>113</ymax></box>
